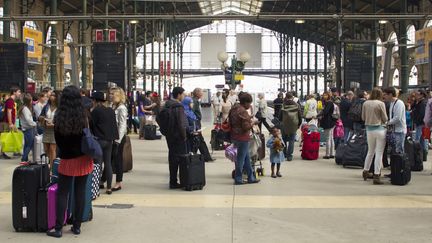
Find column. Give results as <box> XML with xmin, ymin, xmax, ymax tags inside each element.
<box><xmin>324</xmin><ymin>21</ymin><xmax>328</xmax><ymax>92</ymax></box>
<box><xmin>307</xmin><ymin>40</ymin><xmax>310</xmax><ymax>96</ymax></box>
<box><xmin>295</xmin><ymin>38</ymin><xmax>298</xmax><ymax>95</ymax></box>
<box><xmin>300</xmin><ymin>39</ymin><xmax>304</xmax><ymax>99</ymax></box>
<box><xmin>290</xmin><ymin>37</ymin><xmax>294</xmax><ymax>91</ymax></box>
<box><xmin>399</xmin><ymin>0</ymin><xmax>409</xmax><ymax>93</ymax></box>
<box><xmin>81</xmin><ymin>0</ymin><xmax>87</xmax><ymax>89</ymax></box>
<box><xmin>278</xmin><ymin>33</ymin><xmax>283</xmax><ymax>89</ymax></box>
<box><xmin>143</xmin><ymin>29</ymin><xmax>147</xmax><ymax>90</ymax></box>
<box><xmin>104</xmin><ymin>0</ymin><xmax>110</xmax><ymax>40</ymax></box>
<box><xmin>3</xmin><ymin>0</ymin><xmax>11</xmax><ymax>41</ymax></box>
<box><xmin>50</xmin><ymin>0</ymin><xmax>58</xmax><ymax>89</ymax></box>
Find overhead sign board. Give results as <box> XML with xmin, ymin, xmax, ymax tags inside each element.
<box><xmin>23</xmin><ymin>27</ymin><xmax>43</xmax><ymax>64</ymax></box>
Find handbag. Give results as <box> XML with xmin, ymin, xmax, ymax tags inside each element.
<box><xmin>255</xmin><ymin>110</ymin><xmax>263</xmax><ymax>120</ymax></box>
<box><xmin>422</xmin><ymin>126</ymin><xmax>431</xmax><ymax>140</ymax></box>
<box><xmin>81</xmin><ymin>128</ymin><xmax>103</xmax><ymax>160</ymax></box>
<box><xmin>0</xmin><ymin>131</ymin><xmax>24</xmax><ymax>153</ymax></box>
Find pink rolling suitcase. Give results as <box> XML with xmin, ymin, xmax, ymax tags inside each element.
<box><xmin>47</xmin><ymin>183</ymin><xmax>67</xmax><ymax>230</ymax></box>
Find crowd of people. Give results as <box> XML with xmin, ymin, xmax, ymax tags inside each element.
<box><xmin>2</xmin><ymin>82</ymin><xmax>432</xmax><ymax>237</ymax></box>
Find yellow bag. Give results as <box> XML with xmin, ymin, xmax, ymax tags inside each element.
<box><xmin>0</xmin><ymin>131</ymin><xmax>24</xmax><ymax>153</ymax></box>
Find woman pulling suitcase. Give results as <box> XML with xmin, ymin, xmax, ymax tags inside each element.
<box><xmin>47</xmin><ymin>85</ymin><xmax>93</xmax><ymax>238</ymax></box>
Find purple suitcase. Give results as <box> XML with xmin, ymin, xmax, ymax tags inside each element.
<box><xmin>47</xmin><ymin>183</ymin><xmax>67</xmax><ymax>230</ymax></box>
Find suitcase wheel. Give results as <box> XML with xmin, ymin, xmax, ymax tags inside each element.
<box><xmin>256</xmin><ymin>168</ymin><xmax>264</xmax><ymax>177</ymax></box>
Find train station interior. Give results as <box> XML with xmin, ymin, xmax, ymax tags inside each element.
<box><xmin>1</xmin><ymin>0</ymin><xmax>432</xmax><ymax>242</ymax></box>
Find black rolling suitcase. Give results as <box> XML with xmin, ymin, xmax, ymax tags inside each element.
<box><xmin>179</xmin><ymin>153</ymin><xmax>206</xmax><ymax>191</ymax></box>
<box><xmin>390</xmin><ymin>153</ymin><xmax>411</xmax><ymax>186</ymax></box>
<box><xmin>335</xmin><ymin>144</ymin><xmax>346</xmax><ymax>165</ymax></box>
<box><xmin>12</xmin><ymin>162</ymin><xmax>50</xmax><ymax>232</ymax></box>
<box><xmin>144</xmin><ymin>125</ymin><xmax>157</xmax><ymax>140</ymax></box>
<box><xmin>342</xmin><ymin>130</ymin><xmax>368</xmax><ymax>168</ymax></box>
<box><xmin>210</xmin><ymin>129</ymin><xmax>224</xmax><ymax>151</ymax></box>
<box><xmin>404</xmin><ymin>137</ymin><xmax>424</xmax><ymax>171</ymax></box>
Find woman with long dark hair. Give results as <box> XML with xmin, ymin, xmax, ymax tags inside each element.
<box><xmin>47</xmin><ymin>86</ymin><xmax>93</xmax><ymax>238</ymax></box>
<box><xmin>39</xmin><ymin>90</ymin><xmax>61</xmax><ymax>168</ymax></box>
<box><xmin>319</xmin><ymin>91</ymin><xmax>336</xmax><ymax>159</ymax></box>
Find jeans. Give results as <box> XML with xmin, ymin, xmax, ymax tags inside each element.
<box><xmin>364</xmin><ymin>129</ymin><xmax>386</xmax><ymax>175</ymax></box>
<box><xmin>138</xmin><ymin>116</ymin><xmax>146</xmax><ymax>137</ymax></box>
<box><xmin>353</xmin><ymin>122</ymin><xmax>364</xmax><ymax>132</ymax></box>
<box><xmin>258</xmin><ymin>118</ymin><xmax>271</xmax><ymax>133</ymax></box>
<box><xmin>233</xmin><ymin>140</ymin><xmax>256</xmax><ymax>184</ymax></box>
<box><xmin>282</xmin><ymin>133</ymin><xmax>296</xmax><ymax>159</ymax></box>
<box><xmin>324</xmin><ymin>127</ymin><xmax>335</xmax><ymax>156</ymax></box>
<box><xmin>415</xmin><ymin>125</ymin><xmax>428</xmax><ymax>151</ymax></box>
<box><xmin>167</xmin><ymin>140</ymin><xmax>187</xmax><ymax>186</ymax></box>
<box><xmin>21</xmin><ymin>128</ymin><xmax>35</xmax><ymax>162</ymax></box>
<box><xmin>112</xmin><ymin>136</ymin><xmax>126</xmax><ymax>183</ymax></box>
<box><xmin>197</xmin><ymin>133</ymin><xmax>212</xmax><ymax>161</ymax></box>
<box><xmin>343</xmin><ymin>127</ymin><xmax>351</xmax><ymax>143</ymax></box>
<box><xmin>97</xmin><ymin>139</ymin><xmax>113</xmax><ymax>189</ymax></box>
<box><xmin>55</xmin><ymin>173</ymin><xmax>89</xmax><ymax>231</ymax></box>
<box><xmin>393</xmin><ymin>132</ymin><xmax>406</xmax><ymax>154</ymax></box>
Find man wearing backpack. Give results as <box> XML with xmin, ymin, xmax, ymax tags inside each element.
<box><xmin>349</xmin><ymin>90</ymin><xmax>367</xmax><ymax>132</ymax></box>
<box><xmin>280</xmin><ymin>92</ymin><xmax>302</xmax><ymax>161</ymax></box>
<box><xmin>157</xmin><ymin>87</ymin><xmax>188</xmax><ymax>189</ymax></box>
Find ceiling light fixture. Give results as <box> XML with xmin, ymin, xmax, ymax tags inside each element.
<box><xmin>130</xmin><ymin>20</ymin><xmax>139</xmax><ymax>24</ymax></box>
<box><xmin>49</xmin><ymin>21</ymin><xmax>58</xmax><ymax>25</ymax></box>
<box><xmin>379</xmin><ymin>20</ymin><xmax>388</xmax><ymax>24</ymax></box>
<box><xmin>295</xmin><ymin>19</ymin><xmax>305</xmax><ymax>24</ymax></box>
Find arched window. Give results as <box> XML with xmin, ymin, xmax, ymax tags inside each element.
<box><xmin>388</xmin><ymin>32</ymin><xmax>399</xmax><ymax>53</ymax></box>
<box><xmin>65</xmin><ymin>33</ymin><xmax>73</xmax><ymax>43</ymax></box>
<box><xmin>377</xmin><ymin>38</ymin><xmax>383</xmax><ymax>57</ymax></box>
<box><xmin>24</xmin><ymin>21</ymin><xmax>39</xmax><ymax>30</ymax></box>
<box><xmin>407</xmin><ymin>25</ymin><xmax>415</xmax><ymax>48</ymax></box>
<box><xmin>0</xmin><ymin>7</ymin><xmax>17</xmax><ymax>38</ymax></box>
<box><xmin>378</xmin><ymin>71</ymin><xmax>384</xmax><ymax>86</ymax></box>
<box><xmin>46</xmin><ymin>26</ymin><xmax>53</xmax><ymax>44</ymax></box>
<box><xmin>409</xmin><ymin>66</ymin><xmax>418</xmax><ymax>86</ymax></box>
<box><xmin>393</xmin><ymin>69</ymin><xmax>400</xmax><ymax>86</ymax></box>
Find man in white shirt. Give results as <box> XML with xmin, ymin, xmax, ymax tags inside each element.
<box><xmin>211</xmin><ymin>92</ymin><xmax>222</xmax><ymax>124</ymax></box>
<box><xmin>33</xmin><ymin>91</ymin><xmax>48</xmax><ymax>135</ymax></box>
<box><xmin>228</xmin><ymin>90</ymin><xmax>238</xmax><ymax>105</ymax></box>
<box><xmin>384</xmin><ymin>87</ymin><xmax>406</xmax><ymax>153</ymax></box>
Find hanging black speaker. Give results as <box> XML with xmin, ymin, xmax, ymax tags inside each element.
<box><xmin>92</xmin><ymin>42</ymin><xmax>126</xmax><ymax>91</ymax></box>
<box><xmin>0</xmin><ymin>43</ymin><xmax>28</xmax><ymax>92</ymax></box>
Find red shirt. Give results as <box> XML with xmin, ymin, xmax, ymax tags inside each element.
<box><xmin>3</xmin><ymin>98</ymin><xmax>15</xmax><ymax>124</ymax></box>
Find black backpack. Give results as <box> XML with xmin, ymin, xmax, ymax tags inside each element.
<box><xmin>156</xmin><ymin>101</ymin><xmax>181</xmax><ymax>137</ymax></box>
<box><xmin>156</xmin><ymin>106</ymin><xmax>171</xmax><ymax>136</ymax></box>
<box><xmin>348</xmin><ymin>100</ymin><xmax>363</xmax><ymax>122</ymax></box>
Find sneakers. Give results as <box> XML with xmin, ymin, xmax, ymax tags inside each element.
<box><xmin>47</xmin><ymin>230</ymin><xmax>62</xmax><ymax>238</ymax></box>
<box><xmin>71</xmin><ymin>227</ymin><xmax>81</xmax><ymax>235</ymax></box>
<box><xmin>169</xmin><ymin>183</ymin><xmax>183</xmax><ymax>189</ymax></box>
<box><xmin>2</xmin><ymin>153</ymin><xmax>11</xmax><ymax>159</ymax></box>
<box><xmin>247</xmin><ymin>179</ymin><xmax>260</xmax><ymax>184</ymax></box>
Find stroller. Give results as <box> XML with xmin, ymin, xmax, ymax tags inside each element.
<box><xmin>226</xmin><ymin>132</ymin><xmax>265</xmax><ymax>179</ymax></box>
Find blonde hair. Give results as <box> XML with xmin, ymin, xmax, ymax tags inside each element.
<box><xmin>112</xmin><ymin>87</ymin><xmax>126</xmax><ymax>105</ymax></box>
